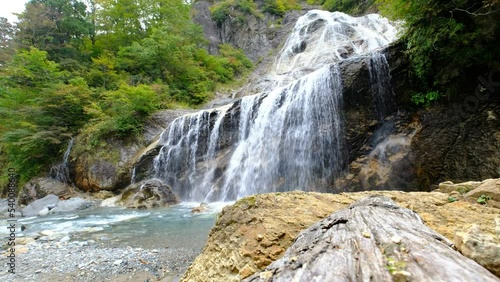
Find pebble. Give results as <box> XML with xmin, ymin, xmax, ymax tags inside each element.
<box><xmin>0</xmin><ymin>237</ymin><xmax>204</xmax><ymax>282</ymax></box>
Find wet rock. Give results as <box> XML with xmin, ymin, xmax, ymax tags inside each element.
<box><xmin>21</xmin><ymin>194</ymin><xmax>59</xmax><ymax>217</ymax></box>
<box><xmin>119</xmin><ymin>179</ymin><xmax>179</xmax><ymax>209</ymax></box>
<box><xmin>191</xmin><ymin>203</ymin><xmax>208</xmax><ymax>214</ymax></box>
<box><xmin>411</xmin><ymin>104</ymin><xmax>500</xmax><ymax>189</ymax></box>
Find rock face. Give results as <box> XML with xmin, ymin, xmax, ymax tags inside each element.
<box><xmin>118</xmin><ymin>179</ymin><xmax>179</xmax><ymax>209</ymax></box>
<box><xmin>410</xmin><ymin>103</ymin><xmax>500</xmax><ymax>189</ymax></box>
<box><xmin>70</xmin><ymin>110</ymin><xmax>191</xmax><ymax>192</ymax></box>
<box><xmin>244</xmin><ymin>195</ymin><xmax>499</xmax><ymax>282</ymax></box>
<box><xmin>181</xmin><ymin>191</ymin><xmax>500</xmax><ymax>281</ymax></box>
<box><xmin>192</xmin><ymin>1</ymin><xmax>316</xmax><ymax>62</ymax></box>
<box><xmin>49</xmin><ymin>197</ymin><xmax>93</xmax><ymax>214</ymax></box>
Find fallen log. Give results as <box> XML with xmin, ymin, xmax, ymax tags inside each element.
<box><xmin>244</xmin><ymin>195</ymin><xmax>499</xmax><ymax>282</ymax></box>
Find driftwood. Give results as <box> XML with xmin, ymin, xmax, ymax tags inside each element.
<box><xmin>244</xmin><ymin>195</ymin><xmax>499</xmax><ymax>282</ymax></box>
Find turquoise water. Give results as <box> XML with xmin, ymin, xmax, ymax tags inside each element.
<box><xmin>1</xmin><ymin>202</ymin><xmax>230</xmax><ymax>249</ymax></box>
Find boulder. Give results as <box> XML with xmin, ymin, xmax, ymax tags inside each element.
<box><xmin>465</xmin><ymin>178</ymin><xmax>500</xmax><ymax>202</ymax></box>
<box><xmin>244</xmin><ymin>196</ymin><xmax>498</xmax><ymax>282</ymax></box>
<box><xmin>21</xmin><ymin>194</ymin><xmax>59</xmax><ymax>217</ymax></box>
<box><xmin>18</xmin><ymin>177</ymin><xmax>72</xmax><ymax>206</ymax></box>
<box><xmin>119</xmin><ymin>179</ymin><xmax>179</xmax><ymax>209</ymax></box>
<box><xmin>50</xmin><ymin>197</ymin><xmax>93</xmax><ymax>213</ymax></box>
<box><xmin>182</xmin><ymin>191</ymin><xmax>499</xmax><ymax>281</ymax></box>
<box><xmin>454</xmin><ymin>223</ymin><xmax>500</xmax><ymax>276</ymax></box>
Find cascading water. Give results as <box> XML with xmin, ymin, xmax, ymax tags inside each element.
<box><xmin>49</xmin><ymin>138</ymin><xmax>74</xmax><ymax>184</ymax></box>
<box><xmin>150</xmin><ymin>10</ymin><xmax>399</xmax><ymax>202</ymax></box>
<box><xmin>368</xmin><ymin>52</ymin><xmax>394</xmax><ymax>120</ymax></box>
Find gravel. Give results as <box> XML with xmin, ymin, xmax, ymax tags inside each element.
<box><xmin>0</xmin><ymin>236</ymin><xmax>203</xmax><ymax>281</ymax></box>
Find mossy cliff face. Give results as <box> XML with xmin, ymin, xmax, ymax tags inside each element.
<box><xmin>69</xmin><ymin>110</ymin><xmax>192</xmax><ymax>192</ymax></box>
<box><xmin>182</xmin><ymin>190</ymin><xmax>499</xmax><ymax>281</ymax></box>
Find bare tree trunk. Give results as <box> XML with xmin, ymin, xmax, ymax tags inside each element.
<box><xmin>244</xmin><ymin>195</ymin><xmax>499</xmax><ymax>282</ymax></box>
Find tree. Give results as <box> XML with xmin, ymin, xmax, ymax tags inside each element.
<box><xmin>0</xmin><ymin>17</ymin><xmax>16</xmax><ymax>67</ymax></box>
<box><xmin>16</xmin><ymin>0</ymin><xmax>92</xmax><ymax>65</ymax></box>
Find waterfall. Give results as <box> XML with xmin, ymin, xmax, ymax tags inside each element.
<box><xmin>153</xmin><ymin>105</ymin><xmax>233</xmax><ymax>201</ymax></box>
<box><xmin>368</xmin><ymin>52</ymin><xmax>394</xmax><ymax>120</ymax></box>
<box><xmin>49</xmin><ymin>138</ymin><xmax>74</xmax><ymax>184</ymax></box>
<box><xmin>149</xmin><ymin>10</ymin><xmax>399</xmax><ymax>202</ymax></box>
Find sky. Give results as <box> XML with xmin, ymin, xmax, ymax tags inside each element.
<box><xmin>0</xmin><ymin>0</ymin><xmax>29</xmax><ymax>23</ymax></box>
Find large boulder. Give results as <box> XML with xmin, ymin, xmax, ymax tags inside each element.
<box><xmin>118</xmin><ymin>179</ymin><xmax>179</xmax><ymax>209</ymax></box>
<box><xmin>18</xmin><ymin>177</ymin><xmax>73</xmax><ymax>206</ymax></box>
<box><xmin>21</xmin><ymin>194</ymin><xmax>59</xmax><ymax>217</ymax></box>
<box><xmin>49</xmin><ymin>197</ymin><xmax>94</xmax><ymax>214</ymax></box>
<box><xmin>182</xmin><ymin>191</ymin><xmax>499</xmax><ymax>281</ymax></box>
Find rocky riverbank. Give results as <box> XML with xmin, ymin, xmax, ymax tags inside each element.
<box><xmin>0</xmin><ymin>237</ymin><xmax>199</xmax><ymax>281</ymax></box>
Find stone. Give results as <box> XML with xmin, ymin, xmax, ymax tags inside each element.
<box><xmin>454</xmin><ymin>223</ymin><xmax>500</xmax><ymax>276</ymax></box>
<box><xmin>118</xmin><ymin>179</ymin><xmax>179</xmax><ymax>209</ymax></box>
<box><xmin>17</xmin><ymin>177</ymin><xmax>72</xmax><ymax>206</ymax></box>
<box><xmin>40</xmin><ymin>230</ymin><xmax>55</xmax><ymax>236</ymax></box>
<box><xmin>21</xmin><ymin>194</ymin><xmax>59</xmax><ymax>217</ymax></box>
<box><xmin>16</xmin><ymin>237</ymin><xmax>35</xmax><ymax>245</ymax></box>
<box><xmin>50</xmin><ymin>197</ymin><xmax>93</xmax><ymax>213</ymax></box>
<box><xmin>100</xmin><ymin>195</ymin><xmax>121</xmax><ymax>207</ymax></box>
<box><xmin>437</xmin><ymin>180</ymin><xmax>483</xmax><ymax>194</ymax></box>
<box><xmin>191</xmin><ymin>202</ymin><xmax>208</xmax><ymax>213</ymax></box>
<box><xmin>182</xmin><ymin>191</ymin><xmax>499</xmax><ymax>281</ymax></box>
<box><xmin>465</xmin><ymin>178</ymin><xmax>500</xmax><ymax>202</ymax></box>
<box><xmin>92</xmin><ymin>190</ymin><xmax>115</xmax><ymax>200</ymax></box>
<box><xmin>38</xmin><ymin>207</ymin><xmax>50</xmax><ymax>216</ymax></box>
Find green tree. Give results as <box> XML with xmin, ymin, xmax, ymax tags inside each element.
<box><xmin>16</xmin><ymin>0</ymin><xmax>92</xmax><ymax>68</ymax></box>
<box><xmin>0</xmin><ymin>17</ymin><xmax>16</xmax><ymax>67</ymax></box>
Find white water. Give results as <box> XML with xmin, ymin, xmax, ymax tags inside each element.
<box><xmin>0</xmin><ymin>202</ymin><xmax>230</xmax><ymax>247</ymax></box>
<box><xmin>271</xmin><ymin>10</ymin><xmax>397</xmax><ymax>88</ymax></box>
<box><xmin>49</xmin><ymin>138</ymin><xmax>74</xmax><ymax>184</ymax></box>
<box><xmin>150</xmin><ymin>10</ymin><xmax>399</xmax><ymax>202</ymax></box>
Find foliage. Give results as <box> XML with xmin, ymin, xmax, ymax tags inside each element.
<box><xmin>477</xmin><ymin>194</ymin><xmax>491</xmax><ymax>205</ymax></box>
<box><xmin>0</xmin><ymin>17</ymin><xmax>16</xmax><ymax>67</ymax></box>
<box><xmin>84</xmin><ymin>83</ymin><xmax>160</xmax><ymax>143</ymax></box>
<box><xmin>376</xmin><ymin>0</ymin><xmax>500</xmax><ymax>100</ymax></box>
<box><xmin>210</xmin><ymin>0</ymin><xmax>262</xmax><ymax>27</ymax></box>
<box><xmin>322</xmin><ymin>0</ymin><xmax>375</xmax><ymax>15</ymax></box>
<box><xmin>263</xmin><ymin>0</ymin><xmax>301</xmax><ymax>16</ymax></box>
<box><xmin>447</xmin><ymin>196</ymin><xmax>458</xmax><ymax>203</ymax></box>
<box><xmin>410</xmin><ymin>91</ymin><xmax>441</xmax><ymax>107</ymax></box>
<box><xmin>0</xmin><ymin>49</ymin><xmax>91</xmax><ymax>182</ymax></box>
